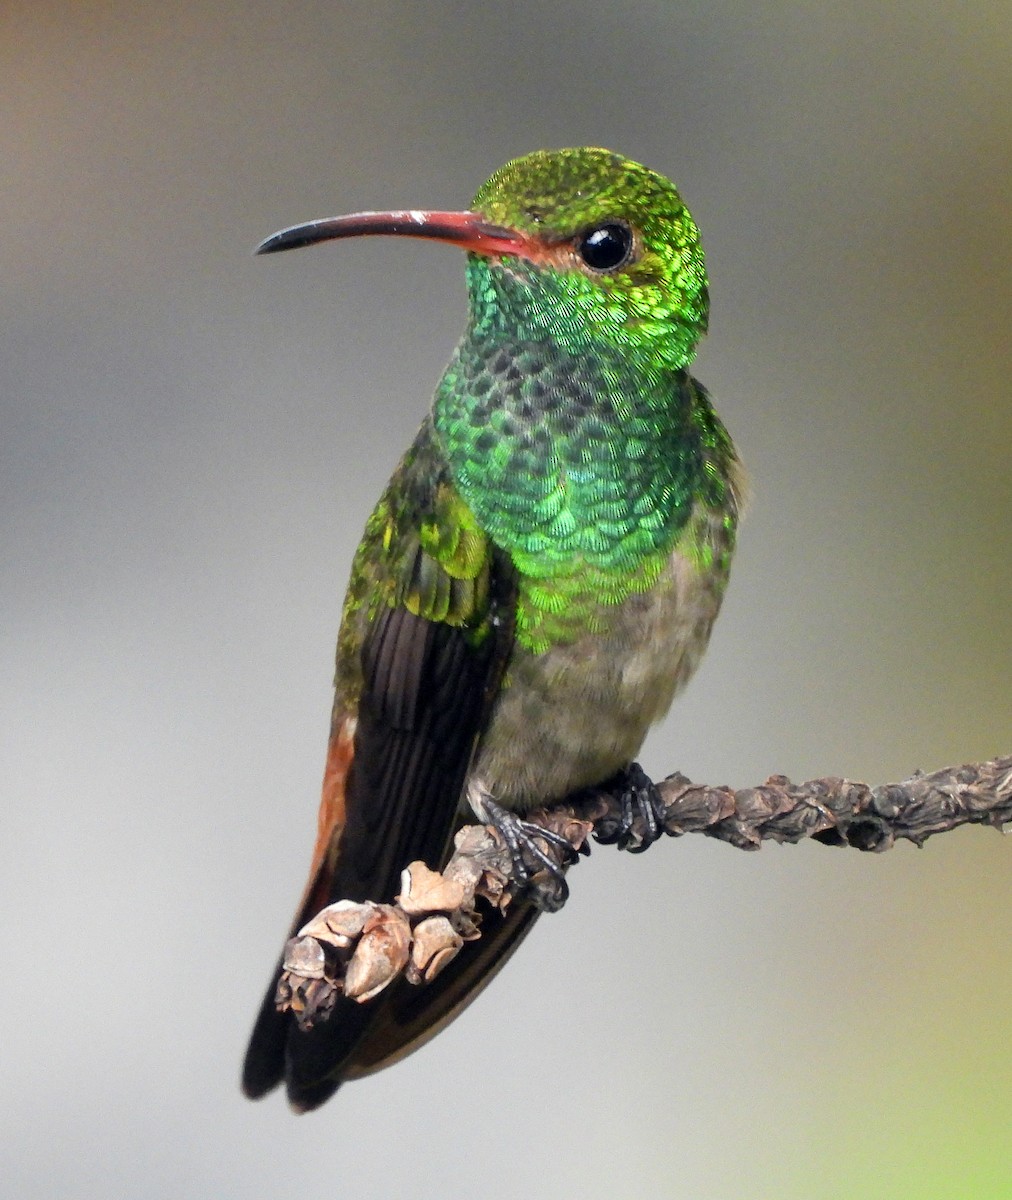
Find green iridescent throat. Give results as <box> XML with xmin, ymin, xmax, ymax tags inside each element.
<box><xmin>433</xmin><ymin>258</ymin><xmax>727</xmax><ymax>650</ymax></box>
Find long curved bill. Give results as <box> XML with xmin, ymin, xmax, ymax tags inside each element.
<box><xmin>255</xmin><ymin>209</ymin><xmax>534</xmax><ymax>259</ymax></box>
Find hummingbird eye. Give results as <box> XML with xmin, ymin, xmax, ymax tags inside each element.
<box><xmin>576</xmin><ymin>222</ymin><xmax>634</xmax><ymax>272</ymax></box>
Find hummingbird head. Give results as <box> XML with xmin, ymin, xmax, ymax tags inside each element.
<box><xmin>257</xmin><ymin>147</ymin><xmax>707</xmax><ymax>372</ymax></box>
<box><xmin>467</xmin><ymin>147</ymin><xmax>708</xmax><ymax>371</ymax></box>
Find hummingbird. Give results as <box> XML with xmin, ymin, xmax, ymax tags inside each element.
<box><xmin>242</xmin><ymin>147</ymin><xmax>742</xmax><ymax>1111</ymax></box>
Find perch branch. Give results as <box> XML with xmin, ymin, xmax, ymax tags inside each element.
<box><xmin>277</xmin><ymin>755</ymin><xmax>1011</xmax><ymax>1028</ymax></box>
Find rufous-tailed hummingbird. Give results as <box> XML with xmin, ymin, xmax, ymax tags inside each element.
<box><xmin>242</xmin><ymin>148</ymin><xmax>742</xmax><ymax>1110</ymax></box>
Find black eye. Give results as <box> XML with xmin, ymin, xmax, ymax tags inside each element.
<box><xmin>577</xmin><ymin>222</ymin><xmax>633</xmax><ymax>271</ymax></box>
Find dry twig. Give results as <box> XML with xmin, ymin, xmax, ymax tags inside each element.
<box><xmin>277</xmin><ymin>755</ymin><xmax>1012</xmax><ymax>1028</ymax></box>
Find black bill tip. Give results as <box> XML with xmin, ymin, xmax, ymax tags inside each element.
<box><xmin>254</xmin><ymin>221</ymin><xmax>336</xmax><ymax>255</ymax></box>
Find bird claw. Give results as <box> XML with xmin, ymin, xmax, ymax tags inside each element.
<box><xmin>593</xmin><ymin>761</ymin><xmax>666</xmax><ymax>853</ymax></box>
<box><xmin>480</xmin><ymin>796</ymin><xmax>579</xmax><ymax>913</ymax></box>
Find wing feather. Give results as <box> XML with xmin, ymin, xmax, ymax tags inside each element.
<box><xmin>243</xmin><ymin>418</ymin><xmax>524</xmax><ymax>1110</ymax></box>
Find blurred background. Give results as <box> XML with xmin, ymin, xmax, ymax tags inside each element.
<box><xmin>2</xmin><ymin>2</ymin><xmax>1010</xmax><ymax>1197</ymax></box>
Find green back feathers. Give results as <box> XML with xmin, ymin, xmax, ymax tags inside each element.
<box><xmin>334</xmin><ymin>422</ymin><xmax>496</xmax><ymax>704</ymax></box>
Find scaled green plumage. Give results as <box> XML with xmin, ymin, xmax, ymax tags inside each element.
<box><xmin>330</xmin><ymin>145</ymin><xmax>741</xmax><ymax>780</ymax></box>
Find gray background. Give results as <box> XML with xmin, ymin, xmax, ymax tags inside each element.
<box><xmin>3</xmin><ymin>2</ymin><xmax>1010</xmax><ymax>1197</ymax></box>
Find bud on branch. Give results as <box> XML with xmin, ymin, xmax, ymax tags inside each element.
<box><xmin>277</xmin><ymin>755</ymin><xmax>1011</xmax><ymax>1028</ymax></box>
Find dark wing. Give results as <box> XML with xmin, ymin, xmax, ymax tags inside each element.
<box><xmin>338</xmin><ymin>894</ymin><xmax>541</xmax><ymax>1082</ymax></box>
<box><xmin>242</xmin><ymin>419</ymin><xmax>521</xmax><ymax>1110</ymax></box>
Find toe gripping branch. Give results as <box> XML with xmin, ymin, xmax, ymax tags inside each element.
<box><xmin>473</xmin><ymin>761</ymin><xmax>665</xmax><ymax>912</ymax></box>
<box><xmin>479</xmin><ymin>795</ymin><xmax>587</xmax><ymax>913</ymax></box>
<box><xmin>592</xmin><ymin>761</ymin><xmax>667</xmax><ymax>853</ymax></box>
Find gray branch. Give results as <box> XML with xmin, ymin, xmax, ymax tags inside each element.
<box><xmin>277</xmin><ymin>755</ymin><xmax>1012</xmax><ymax>1028</ymax></box>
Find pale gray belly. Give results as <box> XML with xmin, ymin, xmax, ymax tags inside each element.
<box><xmin>469</xmin><ymin>545</ymin><xmax>727</xmax><ymax>810</ymax></box>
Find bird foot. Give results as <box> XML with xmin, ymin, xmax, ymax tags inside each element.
<box><xmin>593</xmin><ymin>761</ymin><xmax>666</xmax><ymax>853</ymax></box>
<box><xmin>478</xmin><ymin>794</ymin><xmax>579</xmax><ymax>913</ymax></box>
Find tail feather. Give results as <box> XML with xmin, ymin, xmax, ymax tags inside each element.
<box><xmin>278</xmin><ymin>890</ymin><xmax>541</xmax><ymax>1110</ymax></box>
<box><xmin>241</xmin><ymin>719</ymin><xmax>354</xmax><ymax>1101</ymax></box>
<box><xmin>342</xmin><ymin>895</ymin><xmax>541</xmax><ymax>1081</ymax></box>
<box><xmin>243</xmin><ymin>598</ymin><xmax>528</xmax><ymax>1109</ymax></box>
<box><xmin>242</xmin><ymin>769</ymin><xmax>543</xmax><ymax>1107</ymax></box>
